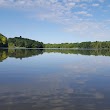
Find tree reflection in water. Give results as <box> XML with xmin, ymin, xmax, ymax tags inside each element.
<box><xmin>0</xmin><ymin>49</ymin><xmax>110</xmax><ymax>62</ymax></box>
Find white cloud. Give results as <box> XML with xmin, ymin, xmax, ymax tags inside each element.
<box><xmin>77</xmin><ymin>3</ymin><xmax>87</xmax><ymax>9</ymax></box>
<box><xmin>92</xmin><ymin>3</ymin><xmax>100</xmax><ymax>7</ymax></box>
<box><xmin>74</xmin><ymin>11</ymin><xmax>92</xmax><ymax>16</ymax></box>
<box><xmin>98</xmin><ymin>0</ymin><xmax>105</xmax><ymax>2</ymax></box>
<box><xmin>65</xmin><ymin>21</ymin><xmax>110</xmax><ymax>40</ymax></box>
<box><xmin>0</xmin><ymin>0</ymin><xmax>109</xmax><ymax>40</ymax></box>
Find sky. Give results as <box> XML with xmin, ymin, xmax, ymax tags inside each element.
<box><xmin>0</xmin><ymin>0</ymin><xmax>110</xmax><ymax>43</ymax></box>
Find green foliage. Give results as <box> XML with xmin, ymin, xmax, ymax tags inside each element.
<box><xmin>0</xmin><ymin>33</ymin><xmax>110</xmax><ymax>49</ymax></box>
<box><xmin>45</xmin><ymin>41</ymin><xmax>110</xmax><ymax>49</ymax></box>
<box><xmin>8</xmin><ymin>36</ymin><xmax>44</xmax><ymax>48</ymax></box>
<box><xmin>0</xmin><ymin>33</ymin><xmax>8</xmax><ymax>47</ymax></box>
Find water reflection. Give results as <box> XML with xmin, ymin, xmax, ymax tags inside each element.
<box><xmin>0</xmin><ymin>49</ymin><xmax>110</xmax><ymax>62</ymax></box>
<box><xmin>45</xmin><ymin>49</ymin><xmax>110</xmax><ymax>56</ymax></box>
<box><xmin>0</xmin><ymin>49</ymin><xmax>110</xmax><ymax>110</ymax></box>
<box><xmin>0</xmin><ymin>49</ymin><xmax>43</xmax><ymax>62</ymax></box>
<box><xmin>0</xmin><ymin>50</ymin><xmax>8</xmax><ymax>62</ymax></box>
<box><xmin>8</xmin><ymin>49</ymin><xmax>43</xmax><ymax>59</ymax></box>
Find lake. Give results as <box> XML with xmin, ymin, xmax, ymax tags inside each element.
<box><xmin>0</xmin><ymin>49</ymin><xmax>110</xmax><ymax>110</ymax></box>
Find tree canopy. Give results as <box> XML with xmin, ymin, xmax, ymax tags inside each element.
<box><xmin>45</xmin><ymin>41</ymin><xmax>110</xmax><ymax>49</ymax></box>
<box><xmin>0</xmin><ymin>33</ymin><xmax>8</xmax><ymax>47</ymax></box>
<box><xmin>8</xmin><ymin>37</ymin><xmax>44</xmax><ymax>48</ymax></box>
<box><xmin>0</xmin><ymin>33</ymin><xmax>110</xmax><ymax>49</ymax></box>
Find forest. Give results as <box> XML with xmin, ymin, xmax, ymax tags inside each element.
<box><xmin>0</xmin><ymin>33</ymin><xmax>110</xmax><ymax>49</ymax></box>
<box><xmin>0</xmin><ymin>34</ymin><xmax>44</xmax><ymax>48</ymax></box>
<box><xmin>8</xmin><ymin>37</ymin><xmax>44</xmax><ymax>48</ymax></box>
<box><xmin>45</xmin><ymin>41</ymin><xmax>110</xmax><ymax>49</ymax></box>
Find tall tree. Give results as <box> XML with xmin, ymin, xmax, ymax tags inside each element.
<box><xmin>0</xmin><ymin>33</ymin><xmax>8</xmax><ymax>47</ymax></box>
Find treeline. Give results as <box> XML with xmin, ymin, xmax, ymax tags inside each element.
<box><xmin>0</xmin><ymin>33</ymin><xmax>44</xmax><ymax>48</ymax></box>
<box><xmin>45</xmin><ymin>41</ymin><xmax>110</xmax><ymax>49</ymax></box>
<box><xmin>0</xmin><ymin>33</ymin><xmax>110</xmax><ymax>49</ymax></box>
<box><xmin>8</xmin><ymin>36</ymin><xmax>44</xmax><ymax>48</ymax></box>
<box><xmin>0</xmin><ymin>33</ymin><xmax>8</xmax><ymax>47</ymax></box>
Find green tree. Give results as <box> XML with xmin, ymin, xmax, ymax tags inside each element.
<box><xmin>0</xmin><ymin>33</ymin><xmax>8</xmax><ymax>47</ymax></box>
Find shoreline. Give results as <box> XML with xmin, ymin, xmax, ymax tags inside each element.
<box><xmin>0</xmin><ymin>47</ymin><xmax>110</xmax><ymax>50</ymax></box>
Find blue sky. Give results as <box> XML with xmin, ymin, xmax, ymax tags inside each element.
<box><xmin>0</xmin><ymin>0</ymin><xmax>110</xmax><ymax>43</ymax></box>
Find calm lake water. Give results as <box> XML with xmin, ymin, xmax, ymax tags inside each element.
<box><xmin>0</xmin><ymin>49</ymin><xmax>110</xmax><ymax>110</ymax></box>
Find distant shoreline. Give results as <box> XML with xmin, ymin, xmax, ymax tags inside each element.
<box><xmin>0</xmin><ymin>47</ymin><xmax>110</xmax><ymax>50</ymax></box>
<box><xmin>0</xmin><ymin>34</ymin><xmax>110</xmax><ymax>49</ymax></box>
